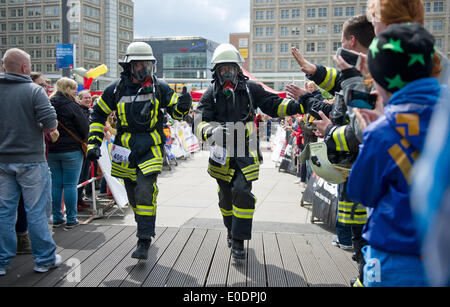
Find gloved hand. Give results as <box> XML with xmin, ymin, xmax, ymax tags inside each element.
<box><xmin>211</xmin><ymin>125</ymin><xmax>230</xmax><ymax>146</ymax></box>
<box><xmin>87</xmin><ymin>145</ymin><xmax>101</xmax><ymax>162</ymax></box>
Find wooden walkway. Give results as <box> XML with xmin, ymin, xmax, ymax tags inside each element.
<box><xmin>0</xmin><ymin>224</ymin><xmax>357</xmax><ymax>287</ymax></box>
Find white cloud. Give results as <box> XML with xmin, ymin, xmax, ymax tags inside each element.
<box><xmin>133</xmin><ymin>0</ymin><xmax>249</xmax><ymax>43</ymax></box>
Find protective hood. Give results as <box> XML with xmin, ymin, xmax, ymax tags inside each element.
<box><xmin>384</xmin><ymin>77</ymin><xmax>440</xmax><ymax>152</ymax></box>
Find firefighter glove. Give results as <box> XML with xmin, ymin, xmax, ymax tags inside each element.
<box><xmin>87</xmin><ymin>145</ymin><xmax>101</xmax><ymax>162</ymax></box>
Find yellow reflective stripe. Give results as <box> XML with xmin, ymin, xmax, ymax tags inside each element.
<box><xmin>233</xmin><ymin>205</ymin><xmax>254</xmax><ymax>219</ymax></box>
<box><xmin>324</xmin><ymin>68</ymin><xmax>338</xmax><ymax>92</ymax></box>
<box><xmin>277</xmin><ymin>99</ymin><xmax>290</xmax><ymax>117</ymax></box>
<box><xmin>196</xmin><ymin>122</ymin><xmax>210</xmax><ymax>139</ymax></box>
<box><xmin>300</xmin><ymin>104</ymin><xmax>305</xmax><ymax>114</ymax></box>
<box><xmin>88</xmin><ymin>135</ymin><xmax>103</xmax><ymax>143</ymax></box>
<box><xmin>97</xmin><ymin>97</ymin><xmax>113</xmax><ymax>115</ymax></box>
<box><xmin>242</xmin><ymin>164</ymin><xmax>260</xmax><ymax>174</ymax></box>
<box><xmin>135</xmin><ymin>205</ymin><xmax>156</xmax><ymax>216</ymax></box>
<box><xmin>87</xmin><ymin>144</ymin><xmax>96</xmax><ymax>150</ymax></box>
<box><xmin>150</xmin><ymin>99</ymin><xmax>160</xmax><ymax>129</ymax></box>
<box><xmin>172</xmin><ymin>105</ymin><xmax>184</xmax><ymax>120</ymax></box>
<box><xmin>121</xmin><ymin>133</ymin><xmax>131</xmax><ymax>148</ymax></box>
<box><xmin>150</xmin><ymin>130</ymin><xmax>162</xmax><ymax>145</ymax></box>
<box><xmin>318</xmin><ymin>67</ymin><xmax>333</xmax><ymax>89</ymax></box>
<box><xmin>152</xmin><ymin>180</ymin><xmax>159</xmax><ymax>206</ymax></box>
<box><xmin>139</xmin><ymin>159</ymin><xmax>164</xmax><ymax>170</ymax></box>
<box><xmin>333</xmin><ymin>127</ymin><xmax>341</xmax><ymax>151</ymax></box>
<box><xmin>208</xmin><ymin>169</ymin><xmax>233</xmax><ymax>182</ymax></box>
<box><xmin>119</xmin><ymin>102</ymin><xmax>128</xmax><ymax>127</ymax></box>
<box><xmin>89</xmin><ymin>123</ymin><xmax>105</xmax><ymax>134</ymax></box>
<box><xmin>220</xmin><ymin>208</ymin><xmax>233</xmax><ymax>217</ymax></box>
<box><xmin>208</xmin><ymin>163</ymin><xmax>231</xmax><ymax>175</ymax></box>
<box><xmin>339</xmin><ymin>127</ymin><xmax>349</xmax><ymax>152</ymax></box>
<box><xmin>168</xmin><ymin>93</ymin><xmax>178</xmax><ymax>107</ymax></box>
<box><xmin>112</xmin><ymin>162</ymin><xmax>136</xmax><ymax>173</ymax></box>
<box><xmin>245</xmin><ymin>173</ymin><xmax>259</xmax><ymax>181</ymax></box>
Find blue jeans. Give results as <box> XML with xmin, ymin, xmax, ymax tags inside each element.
<box><xmin>0</xmin><ymin>162</ymin><xmax>57</xmax><ymax>269</ymax></box>
<box><xmin>362</xmin><ymin>245</ymin><xmax>427</xmax><ymax>287</ymax></box>
<box><xmin>48</xmin><ymin>150</ymin><xmax>83</xmax><ymax>224</ymax></box>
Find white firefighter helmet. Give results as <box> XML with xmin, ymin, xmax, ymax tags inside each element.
<box><xmin>122</xmin><ymin>42</ymin><xmax>156</xmax><ymax>63</ymax></box>
<box><xmin>299</xmin><ymin>142</ymin><xmax>350</xmax><ymax>184</ymax></box>
<box><xmin>211</xmin><ymin>43</ymin><xmax>244</xmax><ymax>67</ymax></box>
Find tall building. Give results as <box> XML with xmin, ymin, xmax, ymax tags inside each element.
<box><xmin>135</xmin><ymin>36</ymin><xmax>219</xmax><ymax>82</ymax></box>
<box><xmin>0</xmin><ymin>0</ymin><xmax>134</xmax><ymax>89</ymax></box>
<box><xmin>229</xmin><ymin>32</ymin><xmax>251</xmax><ymax>72</ymax></box>
<box><xmin>250</xmin><ymin>0</ymin><xmax>450</xmax><ymax>90</ymax></box>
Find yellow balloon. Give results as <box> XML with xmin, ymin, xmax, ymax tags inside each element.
<box><xmin>86</xmin><ymin>64</ymin><xmax>108</xmax><ymax>79</ymax></box>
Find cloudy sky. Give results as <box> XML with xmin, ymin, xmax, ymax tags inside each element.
<box><xmin>133</xmin><ymin>0</ymin><xmax>250</xmax><ymax>44</ymax></box>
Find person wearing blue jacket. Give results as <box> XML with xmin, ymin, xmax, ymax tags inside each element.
<box><xmin>346</xmin><ymin>23</ymin><xmax>440</xmax><ymax>287</ymax></box>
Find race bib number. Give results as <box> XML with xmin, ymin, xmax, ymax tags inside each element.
<box><xmin>210</xmin><ymin>145</ymin><xmax>227</xmax><ymax>166</ymax></box>
<box><xmin>111</xmin><ymin>145</ymin><xmax>131</xmax><ymax>163</ymax></box>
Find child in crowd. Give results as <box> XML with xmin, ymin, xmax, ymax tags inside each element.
<box><xmin>346</xmin><ymin>23</ymin><xmax>440</xmax><ymax>287</ymax></box>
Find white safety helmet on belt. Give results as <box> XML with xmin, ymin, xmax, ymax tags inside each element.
<box><xmin>122</xmin><ymin>42</ymin><xmax>156</xmax><ymax>63</ymax></box>
<box><xmin>211</xmin><ymin>43</ymin><xmax>244</xmax><ymax>68</ymax></box>
<box><xmin>299</xmin><ymin>142</ymin><xmax>350</xmax><ymax>184</ymax></box>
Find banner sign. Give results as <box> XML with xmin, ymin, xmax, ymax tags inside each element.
<box><xmin>302</xmin><ymin>173</ymin><xmax>338</xmax><ymax>231</ymax></box>
<box><xmin>56</xmin><ymin>44</ymin><xmax>74</xmax><ymax>69</ymax></box>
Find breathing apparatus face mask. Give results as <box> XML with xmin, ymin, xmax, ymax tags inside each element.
<box><xmin>131</xmin><ymin>61</ymin><xmax>155</xmax><ymax>84</ymax></box>
<box><xmin>217</xmin><ymin>64</ymin><xmax>239</xmax><ymax>98</ymax></box>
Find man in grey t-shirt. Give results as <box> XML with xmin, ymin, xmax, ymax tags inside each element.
<box><xmin>0</xmin><ymin>48</ymin><xmax>62</xmax><ymax>276</ymax></box>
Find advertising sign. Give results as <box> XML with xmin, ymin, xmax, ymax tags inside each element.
<box><xmin>56</xmin><ymin>44</ymin><xmax>74</xmax><ymax>69</ymax></box>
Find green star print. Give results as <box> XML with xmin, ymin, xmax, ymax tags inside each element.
<box><xmin>385</xmin><ymin>74</ymin><xmax>407</xmax><ymax>90</ymax></box>
<box><xmin>369</xmin><ymin>37</ymin><xmax>380</xmax><ymax>59</ymax></box>
<box><xmin>408</xmin><ymin>54</ymin><xmax>426</xmax><ymax>67</ymax></box>
<box><xmin>382</xmin><ymin>38</ymin><xmax>404</xmax><ymax>53</ymax></box>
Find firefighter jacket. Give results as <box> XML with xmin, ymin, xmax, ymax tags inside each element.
<box><xmin>194</xmin><ymin>80</ymin><xmax>302</xmax><ymax>183</ymax></box>
<box><xmin>88</xmin><ymin>71</ymin><xmax>191</xmax><ymax>182</ymax></box>
<box><xmin>347</xmin><ymin>78</ymin><xmax>440</xmax><ymax>255</ymax></box>
<box><xmin>303</xmin><ymin>66</ymin><xmax>369</xmax><ymax>225</ymax></box>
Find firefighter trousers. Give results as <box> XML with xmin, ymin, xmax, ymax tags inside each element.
<box><xmin>124</xmin><ymin>171</ymin><xmax>159</xmax><ymax>240</ymax></box>
<box><xmin>217</xmin><ymin>167</ymin><xmax>256</xmax><ymax>241</ymax></box>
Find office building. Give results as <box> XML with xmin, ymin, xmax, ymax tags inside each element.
<box><xmin>250</xmin><ymin>0</ymin><xmax>450</xmax><ymax>90</ymax></box>
<box><xmin>135</xmin><ymin>36</ymin><xmax>219</xmax><ymax>85</ymax></box>
<box><xmin>229</xmin><ymin>32</ymin><xmax>251</xmax><ymax>72</ymax></box>
<box><xmin>0</xmin><ymin>0</ymin><xmax>134</xmax><ymax>89</ymax></box>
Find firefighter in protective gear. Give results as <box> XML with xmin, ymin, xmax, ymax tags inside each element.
<box><xmin>194</xmin><ymin>44</ymin><xmax>305</xmax><ymax>260</ymax></box>
<box><xmin>86</xmin><ymin>42</ymin><xmax>192</xmax><ymax>260</ymax></box>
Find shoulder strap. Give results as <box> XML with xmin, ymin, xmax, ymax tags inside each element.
<box><xmin>58</xmin><ymin>120</ymin><xmax>84</xmax><ymax>145</ymax></box>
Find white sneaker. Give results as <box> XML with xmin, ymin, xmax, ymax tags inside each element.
<box><xmin>33</xmin><ymin>254</ymin><xmax>62</xmax><ymax>273</ymax></box>
<box><xmin>0</xmin><ymin>267</ymin><xmax>5</xmax><ymax>276</ymax></box>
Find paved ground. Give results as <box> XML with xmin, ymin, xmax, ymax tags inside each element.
<box><xmin>0</xmin><ymin>144</ymin><xmax>359</xmax><ymax>288</ymax></box>
<box><xmin>92</xmin><ymin>144</ymin><xmax>329</xmax><ymax>236</ymax></box>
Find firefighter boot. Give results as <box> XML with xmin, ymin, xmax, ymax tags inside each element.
<box><xmin>232</xmin><ymin>239</ymin><xmax>246</xmax><ymax>260</ymax></box>
<box><xmin>227</xmin><ymin>229</ymin><xmax>233</xmax><ymax>248</ymax></box>
<box><xmin>131</xmin><ymin>238</ymin><xmax>151</xmax><ymax>260</ymax></box>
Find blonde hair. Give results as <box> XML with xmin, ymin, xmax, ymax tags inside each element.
<box><xmin>78</xmin><ymin>90</ymin><xmax>91</xmax><ymax>100</ymax></box>
<box><xmin>50</xmin><ymin>77</ymin><xmax>78</xmax><ymax>100</ymax></box>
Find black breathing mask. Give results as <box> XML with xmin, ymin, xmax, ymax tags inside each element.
<box><xmin>131</xmin><ymin>61</ymin><xmax>155</xmax><ymax>84</ymax></box>
<box><xmin>217</xmin><ymin>64</ymin><xmax>239</xmax><ymax>96</ymax></box>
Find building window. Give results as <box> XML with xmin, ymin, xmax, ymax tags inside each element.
<box><xmin>306</xmin><ymin>42</ymin><xmax>315</xmax><ymax>52</ymax></box>
<box><xmin>334</xmin><ymin>7</ymin><xmax>343</xmax><ymax>17</ymax></box>
<box><xmin>318</xmin><ymin>8</ymin><xmax>327</xmax><ymax>17</ymax></box>
<box><xmin>433</xmin><ymin>1</ymin><xmax>444</xmax><ymax>12</ymax></box>
<box><xmin>307</xmin><ymin>8</ymin><xmax>315</xmax><ymax>18</ymax></box>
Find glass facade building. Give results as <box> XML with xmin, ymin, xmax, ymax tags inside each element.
<box><xmin>136</xmin><ymin>37</ymin><xmax>219</xmax><ymax>80</ymax></box>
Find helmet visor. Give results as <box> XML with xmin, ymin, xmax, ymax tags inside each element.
<box><xmin>131</xmin><ymin>61</ymin><xmax>155</xmax><ymax>82</ymax></box>
<box><xmin>217</xmin><ymin>64</ymin><xmax>239</xmax><ymax>86</ymax></box>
